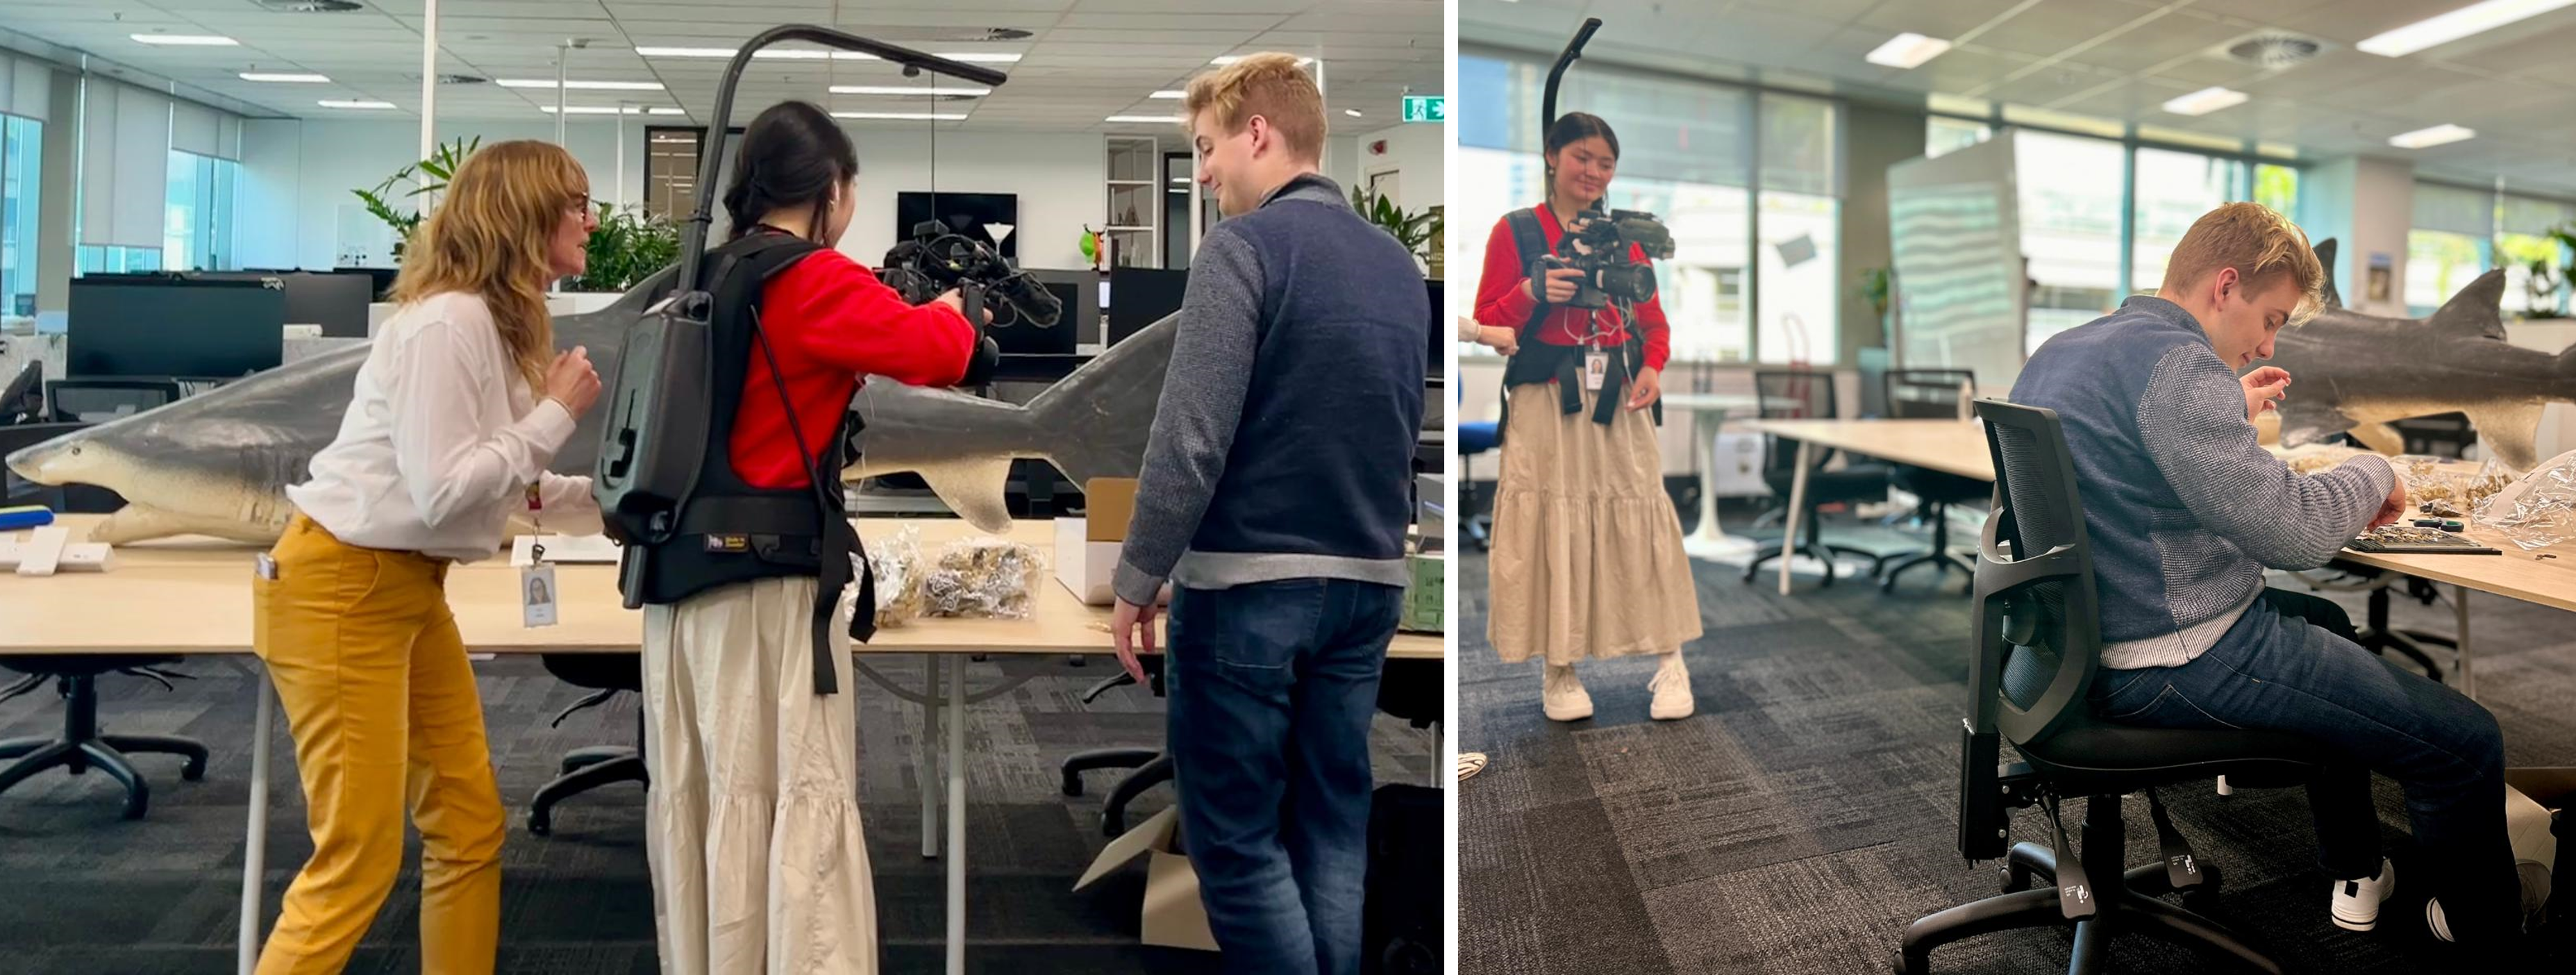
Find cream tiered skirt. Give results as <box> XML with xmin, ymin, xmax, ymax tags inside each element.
<box><xmin>1486</xmin><ymin>383</ymin><xmax>1704</xmax><ymax>665</ymax></box>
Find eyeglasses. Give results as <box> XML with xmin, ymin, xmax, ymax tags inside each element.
<box><xmin>569</xmin><ymin>194</ymin><xmax>596</xmax><ymax>214</ymax></box>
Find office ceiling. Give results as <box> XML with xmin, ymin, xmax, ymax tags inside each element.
<box><xmin>0</xmin><ymin>0</ymin><xmax>1444</xmax><ymax>134</ymax></box>
<box><xmin>1464</xmin><ymin>0</ymin><xmax>2576</xmax><ymax>198</ymax></box>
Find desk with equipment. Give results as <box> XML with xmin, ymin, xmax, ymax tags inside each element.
<box><xmin>0</xmin><ymin>515</ymin><xmax>1442</xmax><ymax>975</ymax></box>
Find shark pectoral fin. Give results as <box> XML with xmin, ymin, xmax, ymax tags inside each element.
<box><xmin>914</xmin><ymin>458</ymin><xmax>1018</xmax><ymax>534</ymax></box>
<box><xmin>2275</xmin><ymin>400</ymin><xmax>2355</xmax><ymax>450</ymax></box>
<box><xmin>87</xmin><ymin>502</ymin><xmax>285</xmax><ymax>546</ymax></box>
<box><xmin>2347</xmin><ymin>423</ymin><xmax>2406</xmax><ymax>457</ymax></box>
<box><xmin>2464</xmin><ymin>402</ymin><xmax>2548</xmax><ymax>470</ymax></box>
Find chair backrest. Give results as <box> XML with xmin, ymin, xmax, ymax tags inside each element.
<box><xmin>1885</xmin><ymin>369</ymin><xmax>1975</xmax><ymax>420</ymax></box>
<box><xmin>46</xmin><ymin>378</ymin><xmax>183</xmax><ymax>423</ymax></box>
<box><xmin>1967</xmin><ymin>399</ymin><xmax>2102</xmax><ymax>751</ymax></box>
<box><xmin>1752</xmin><ymin>369</ymin><xmax>1839</xmax><ymax>474</ymax></box>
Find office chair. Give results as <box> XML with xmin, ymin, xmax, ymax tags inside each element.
<box><xmin>526</xmin><ymin>653</ymin><xmax>646</xmax><ymax>836</ymax></box>
<box><xmin>1880</xmin><ymin>369</ymin><xmax>1987</xmax><ymax>594</ymax></box>
<box><xmin>1458</xmin><ymin>379</ymin><xmax>1499</xmax><ymax>550</ymax></box>
<box><xmin>1060</xmin><ymin>656</ymin><xmax>1171</xmax><ymax>837</ymax></box>
<box><xmin>1898</xmin><ymin>399</ymin><xmax>2329</xmax><ymax>974</ymax></box>
<box><xmin>1741</xmin><ymin>370</ymin><xmax>1889</xmax><ymax>587</ymax></box>
<box><xmin>44</xmin><ymin>378</ymin><xmax>183</xmax><ymax>423</ymax></box>
<box><xmin>0</xmin><ymin>424</ymin><xmax>203</xmax><ymax>820</ymax></box>
<box><xmin>1</xmin><ymin>359</ymin><xmax>41</xmax><ymax>424</ymax></box>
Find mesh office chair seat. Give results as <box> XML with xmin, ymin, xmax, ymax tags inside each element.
<box><xmin>1900</xmin><ymin>399</ymin><xmax>2330</xmax><ymax>975</ymax></box>
<box><xmin>1741</xmin><ymin>370</ymin><xmax>1889</xmax><ymax>587</ymax></box>
<box><xmin>1881</xmin><ymin>369</ymin><xmax>1989</xmax><ymax>594</ymax></box>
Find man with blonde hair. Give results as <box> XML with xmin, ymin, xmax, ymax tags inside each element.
<box><xmin>1105</xmin><ymin>51</ymin><xmax>1427</xmax><ymax>973</ymax></box>
<box><xmin>2012</xmin><ymin>201</ymin><xmax>2529</xmax><ymax>947</ymax></box>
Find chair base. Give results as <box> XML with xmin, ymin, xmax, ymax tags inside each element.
<box><xmin>1880</xmin><ymin>549</ymin><xmax>1977</xmax><ymax>594</ymax></box>
<box><xmin>1059</xmin><ymin>747</ymin><xmax>1175</xmax><ymax>836</ymax></box>
<box><xmin>1060</xmin><ymin>747</ymin><xmax>1162</xmax><ymax>797</ymax></box>
<box><xmin>1742</xmin><ymin>540</ymin><xmax>1885</xmax><ymax>587</ymax></box>
<box><xmin>2357</xmin><ymin>581</ymin><xmax>2451</xmax><ymax>682</ymax></box>
<box><xmin>0</xmin><ymin>674</ymin><xmax>206</xmax><ymax>820</ymax></box>
<box><xmin>528</xmin><ymin>710</ymin><xmax>646</xmax><ymax>838</ymax></box>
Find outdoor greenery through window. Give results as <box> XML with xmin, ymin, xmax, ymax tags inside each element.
<box><xmin>1</xmin><ymin>114</ymin><xmax>37</xmax><ymax>317</ymax></box>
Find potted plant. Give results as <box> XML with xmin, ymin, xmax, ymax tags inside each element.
<box><xmin>1350</xmin><ymin>184</ymin><xmax>1441</xmax><ymax>272</ymax></box>
<box><xmin>571</xmin><ymin>203</ymin><xmax>682</xmax><ymax>292</ymax></box>
<box><xmin>351</xmin><ymin>136</ymin><xmax>480</xmax><ymax>260</ymax></box>
<box><xmin>1857</xmin><ymin>265</ymin><xmax>1895</xmax><ymax>339</ymax></box>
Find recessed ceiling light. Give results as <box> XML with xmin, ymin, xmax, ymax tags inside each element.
<box><xmin>633</xmin><ymin>46</ymin><xmax>1021</xmax><ymax>64</ymax></box>
<box><xmin>1865</xmin><ymin>32</ymin><xmax>1951</xmax><ymax>69</ymax></box>
<box><xmin>1106</xmin><ymin>115</ymin><xmax>1182</xmax><ymax>124</ymax></box>
<box><xmin>1210</xmin><ymin>56</ymin><xmax>1314</xmax><ymax>66</ymax></box>
<box><xmin>1344</xmin><ymin>108</ymin><xmax>1363</xmax><ymax>117</ymax></box>
<box><xmin>2389</xmin><ymin>123</ymin><xmax>2475</xmax><ymax>149</ymax></box>
<box><xmin>830</xmin><ymin>111</ymin><xmax>970</xmax><ymax>120</ymax></box>
<box><xmin>499</xmin><ymin>78</ymin><xmax>664</xmax><ymax>91</ymax></box>
<box><xmin>133</xmin><ymin>34</ymin><xmax>238</xmax><ymax>47</ymax></box>
<box><xmin>829</xmin><ymin>85</ymin><xmax>991</xmax><ymax>97</ymax></box>
<box><xmin>540</xmin><ymin>106</ymin><xmax>685</xmax><ymax>115</ymax></box>
<box><xmin>240</xmin><ymin>72</ymin><xmax>331</xmax><ymax>83</ymax></box>
<box><xmin>2357</xmin><ymin>0</ymin><xmax>2576</xmax><ymax>58</ymax></box>
<box><xmin>2161</xmin><ymin>86</ymin><xmax>2249</xmax><ymax>117</ymax></box>
<box><xmin>1150</xmin><ymin>90</ymin><xmax>1185</xmax><ymax>99</ymax></box>
<box><xmin>319</xmin><ymin>99</ymin><xmax>396</xmax><ymax>109</ymax></box>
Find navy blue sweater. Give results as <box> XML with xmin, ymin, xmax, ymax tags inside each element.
<box><xmin>1112</xmin><ymin>172</ymin><xmax>1428</xmax><ymax>604</ymax></box>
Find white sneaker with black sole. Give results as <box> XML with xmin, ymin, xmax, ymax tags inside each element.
<box><xmin>2332</xmin><ymin>858</ymin><xmax>2397</xmax><ymax>932</ymax></box>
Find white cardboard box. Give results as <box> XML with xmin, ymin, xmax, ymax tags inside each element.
<box><xmin>1054</xmin><ymin>517</ymin><xmax>1169</xmax><ymax>606</ymax></box>
<box><xmin>1071</xmin><ymin>806</ymin><xmax>1219</xmax><ymax>951</ymax></box>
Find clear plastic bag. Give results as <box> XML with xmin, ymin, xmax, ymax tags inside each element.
<box><xmin>844</xmin><ymin>524</ymin><xmax>928</xmax><ymax>629</ymax></box>
<box><xmin>921</xmin><ymin>537</ymin><xmax>1045</xmax><ymax>619</ymax></box>
<box><xmin>2475</xmin><ymin>453</ymin><xmax>2576</xmax><ymax>551</ymax></box>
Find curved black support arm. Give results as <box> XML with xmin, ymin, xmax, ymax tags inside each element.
<box><xmin>1541</xmin><ymin>17</ymin><xmax>1602</xmax><ymax>131</ymax></box>
<box><xmin>678</xmin><ymin>24</ymin><xmax>1012</xmax><ymax>291</ymax></box>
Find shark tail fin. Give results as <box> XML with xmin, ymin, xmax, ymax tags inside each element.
<box><xmin>2558</xmin><ymin>344</ymin><xmax>2576</xmax><ymax>379</ymax></box>
<box><xmin>1025</xmin><ymin>312</ymin><xmax>1181</xmax><ymax>490</ymax></box>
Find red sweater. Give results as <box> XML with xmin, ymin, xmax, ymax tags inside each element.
<box><xmin>728</xmin><ymin>245</ymin><xmax>978</xmax><ymax>489</ymax></box>
<box><xmin>1472</xmin><ymin>206</ymin><xmax>1671</xmax><ymax>371</ymax></box>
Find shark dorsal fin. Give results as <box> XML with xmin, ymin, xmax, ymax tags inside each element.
<box><xmin>2429</xmin><ymin>268</ymin><xmax>2509</xmax><ymax>340</ymax></box>
<box><xmin>2313</xmin><ymin>238</ymin><xmax>2341</xmax><ymax>309</ymax></box>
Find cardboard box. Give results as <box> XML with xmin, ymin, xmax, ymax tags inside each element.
<box><xmin>1085</xmin><ymin>477</ymin><xmax>1139</xmax><ymax>542</ymax></box>
<box><xmin>1055</xmin><ymin>515</ymin><xmax>1169</xmax><ymax>606</ymax></box>
<box><xmin>1072</xmin><ymin>806</ymin><xmax>1219</xmax><ymax>951</ymax></box>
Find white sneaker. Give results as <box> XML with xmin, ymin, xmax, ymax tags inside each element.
<box><xmin>2331</xmin><ymin>858</ymin><xmax>2397</xmax><ymax>932</ymax></box>
<box><xmin>1648</xmin><ymin>653</ymin><xmax>1694</xmax><ymax>720</ymax></box>
<box><xmin>1543</xmin><ymin>664</ymin><xmax>1593</xmax><ymax>722</ymax></box>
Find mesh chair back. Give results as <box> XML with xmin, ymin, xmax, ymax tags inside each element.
<box><xmin>1969</xmin><ymin>399</ymin><xmax>2102</xmax><ymax>751</ymax></box>
<box><xmin>1753</xmin><ymin>369</ymin><xmax>1839</xmax><ymax>476</ymax></box>
<box><xmin>1885</xmin><ymin>369</ymin><xmax>1975</xmax><ymax>421</ymax></box>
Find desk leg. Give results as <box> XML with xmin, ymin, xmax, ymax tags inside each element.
<box><xmin>1778</xmin><ymin>440</ymin><xmax>1812</xmax><ymax>596</ymax></box>
<box><xmin>238</xmin><ymin>676</ymin><xmax>274</xmax><ymax>975</ymax></box>
<box><xmin>946</xmin><ymin>656</ymin><xmax>967</xmax><ymax>975</ymax></box>
<box><xmin>1682</xmin><ymin>408</ymin><xmax>1755</xmax><ymax>561</ymax></box>
<box><xmin>2454</xmin><ymin>585</ymin><xmax>2474</xmax><ymax>701</ymax></box>
<box><xmin>922</xmin><ymin>653</ymin><xmax>941</xmax><ymax>860</ymax></box>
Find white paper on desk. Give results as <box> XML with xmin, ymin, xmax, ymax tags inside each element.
<box><xmin>510</xmin><ymin>534</ymin><xmax>621</xmax><ymax>567</ymax></box>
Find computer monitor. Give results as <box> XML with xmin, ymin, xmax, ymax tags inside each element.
<box><xmin>333</xmin><ymin>266</ymin><xmax>400</xmax><ymax>301</ymax></box>
<box><xmin>201</xmin><ymin>271</ymin><xmax>371</xmax><ymax>338</ymax></box>
<box><xmin>68</xmin><ymin>278</ymin><xmax>285</xmax><ymax>378</ymax></box>
<box><xmin>1106</xmin><ymin>267</ymin><xmax>1188</xmax><ymax>346</ymax></box>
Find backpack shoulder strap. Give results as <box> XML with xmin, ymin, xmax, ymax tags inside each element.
<box><xmin>1504</xmin><ymin>207</ymin><xmax>1552</xmax><ymax>335</ymax></box>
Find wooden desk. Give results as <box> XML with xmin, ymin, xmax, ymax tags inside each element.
<box><xmin>1736</xmin><ymin>419</ymin><xmax>1992</xmax><ymax>594</ymax></box>
<box><xmin>1</xmin><ymin>515</ymin><xmax>1441</xmax><ymax>975</ymax></box>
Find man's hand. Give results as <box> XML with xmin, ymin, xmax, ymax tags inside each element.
<box><xmin>1625</xmin><ymin>365</ymin><xmax>1663</xmax><ymax>411</ymax></box>
<box><xmin>1477</xmin><ymin>324</ymin><xmax>1520</xmax><ymax>356</ymax></box>
<box><xmin>1110</xmin><ymin>597</ymin><xmax>1160</xmax><ymax>685</ymax></box>
<box><xmin>2370</xmin><ymin>477</ymin><xmax>2408</xmax><ymax>529</ymax></box>
<box><xmin>2241</xmin><ymin>366</ymin><xmax>2291</xmax><ymax>421</ymax></box>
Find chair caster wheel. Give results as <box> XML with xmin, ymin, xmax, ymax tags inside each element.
<box><xmin>528</xmin><ymin>815</ymin><xmax>552</xmax><ymax>837</ymax></box>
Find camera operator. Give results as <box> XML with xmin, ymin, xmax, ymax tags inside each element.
<box><xmin>636</xmin><ymin>99</ymin><xmax>986</xmax><ymax>974</ymax></box>
<box><xmin>1473</xmin><ymin>111</ymin><xmax>1703</xmax><ymax>723</ymax></box>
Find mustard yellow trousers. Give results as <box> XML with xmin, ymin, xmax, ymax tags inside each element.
<box><xmin>250</xmin><ymin>512</ymin><xmax>504</xmax><ymax>974</ymax></box>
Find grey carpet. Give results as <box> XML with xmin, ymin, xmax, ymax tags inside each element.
<box><xmin>1459</xmin><ymin>509</ymin><xmax>2576</xmax><ymax>974</ymax></box>
<box><xmin>0</xmin><ymin>652</ymin><xmax>1435</xmax><ymax>974</ymax></box>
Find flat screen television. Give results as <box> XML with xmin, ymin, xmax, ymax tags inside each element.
<box><xmin>896</xmin><ymin>192</ymin><xmax>1019</xmax><ymax>262</ymax></box>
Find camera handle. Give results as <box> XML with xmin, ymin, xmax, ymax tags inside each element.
<box><xmin>956</xmin><ymin>281</ymin><xmax>1002</xmax><ymax>388</ymax></box>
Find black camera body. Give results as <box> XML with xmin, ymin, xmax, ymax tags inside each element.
<box><xmin>1533</xmin><ymin>207</ymin><xmax>1675</xmax><ymax>309</ymax></box>
<box><xmin>879</xmin><ymin>220</ymin><xmax>1062</xmax><ymax>328</ymax></box>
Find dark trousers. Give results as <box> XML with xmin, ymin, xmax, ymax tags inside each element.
<box><xmin>1166</xmin><ymin>578</ymin><xmax>1402</xmax><ymax>975</ymax></box>
<box><xmin>2092</xmin><ymin>587</ymin><xmax>2519</xmax><ymax>941</ymax></box>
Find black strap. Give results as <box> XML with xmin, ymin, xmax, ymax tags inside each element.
<box><xmin>1495</xmin><ymin>207</ymin><xmax>1663</xmax><ymax>435</ymax></box>
<box><xmin>1495</xmin><ymin>208</ymin><xmax>1555</xmax><ymax>444</ymax></box>
<box><xmin>751</xmin><ymin>298</ymin><xmax>862</xmax><ymax>696</ymax></box>
<box><xmin>2145</xmin><ymin>788</ymin><xmax>2205</xmax><ymax>892</ymax></box>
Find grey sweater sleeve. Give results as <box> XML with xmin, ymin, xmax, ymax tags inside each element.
<box><xmin>2136</xmin><ymin>345</ymin><xmax>2398</xmax><ymax>570</ymax></box>
<box><xmin>1112</xmin><ymin>227</ymin><xmax>1264</xmax><ymax>606</ymax></box>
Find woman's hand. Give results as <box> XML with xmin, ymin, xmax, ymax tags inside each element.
<box><xmin>935</xmin><ymin>288</ymin><xmax>992</xmax><ymax>326</ymax></box>
<box><xmin>1520</xmin><ymin>266</ymin><xmax>1584</xmax><ymax>305</ymax></box>
<box><xmin>1477</xmin><ymin>325</ymin><xmax>1520</xmax><ymax>356</ymax></box>
<box><xmin>544</xmin><ymin>347</ymin><xmax>601</xmax><ymax>416</ymax></box>
<box><xmin>1625</xmin><ymin>365</ymin><xmax>1663</xmax><ymax>412</ymax></box>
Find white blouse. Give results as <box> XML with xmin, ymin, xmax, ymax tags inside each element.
<box><xmin>285</xmin><ymin>291</ymin><xmax>602</xmax><ymax>562</ymax></box>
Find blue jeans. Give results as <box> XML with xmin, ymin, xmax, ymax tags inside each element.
<box><xmin>1166</xmin><ymin>577</ymin><xmax>1402</xmax><ymax>975</ymax></box>
<box><xmin>2092</xmin><ymin>588</ymin><xmax>2519</xmax><ymax>941</ymax></box>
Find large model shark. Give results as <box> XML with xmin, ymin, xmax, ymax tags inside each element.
<box><xmin>3</xmin><ymin>264</ymin><xmax>1176</xmax><ymax>544</ymax></box>
<box><xmin>2267</xmin><ymin>238</ymin><xmax>2576</xmax><ymax>470</ymax></box>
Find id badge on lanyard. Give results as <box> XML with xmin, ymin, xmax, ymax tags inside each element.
<box><xmin>521</xmin><ymin>484</ymin><xmax>558</xmax><ymax>628</ymax></box>
<box><xmin>1583</xmin><ymin>351</ymin><xmax>1608</xmax><ymax>392</ymax></box>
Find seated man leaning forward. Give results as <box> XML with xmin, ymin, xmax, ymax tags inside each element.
<box><xmin>2011</xmin><ymin>201</ymin><xmax>2529</xmax><ymax>947</ymax></box>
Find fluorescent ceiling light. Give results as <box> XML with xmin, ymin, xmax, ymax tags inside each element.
<box><xmin>830</xmin><ymin>111</ymin><xmax>969</xmax><ymax>120</ymax></box>
<box><xmin>133</xmin><ymin>34</ymin><xmax>237</xmax><ymax>47</ymax></box>
<box><xmin>540</xmin><ymin>106</ymin><xmax>685</xmax><ymax>115</ymax></box>
<box><xmin>1864</xmin><ymin>32</ymin><xmax>1950</xmax><ymax>69</ymax></box>
<box><xmin>1106</xmin><ymin>115</ymin><xmax>1182</xmax><ymax>124</ymax></box>
<box><xmin>240</xmin><ymin>72</ymin><xmax>330</xmax><ymax>83</ymax></box>
<box><xmin>2160</xmin><ymin>86</ymin><xmax>2248</xmax><ymax>117</ymax></box>
<box><xmin>1150</xmin><ymin>90</ymin><xmax>1185</xmax><ymax>99</ymax></box>
<box><xmin>2389</xmin><ymin>123</ymin><xmax>2475</xmax><ymax>149</ymax></box>
<box><xmin>633</xmin><ymin>46</ymin><xmax>1020</xmax><ymax>63</ymax></box>
<box><xmin>1344</xmin><ymin>108</ymin><xmax>1363</xmax><ymax>117</ymax></box>
<box><xmin>2357</xmin><ymin>0</ymin><xmax>2576</xmax><ymax>57</ymax></box>
<box><xmin>499</xmin><ymin>78</ymin><xmax>664</xmax><ymax>91</ymax></box>
<box><xmin>318</xmin><ymin>99</ymin><xmax>396</xmax><ymax>109</ymax></box>
<box><xmin>829</xmin><ymin>84</ymin><xmax>990</xmax><ymax>96</ymax></box>
<box><xmin>1211</xmin><ymin>56</ymin><xmax>1314</xmax><ymax>66</ymax></box>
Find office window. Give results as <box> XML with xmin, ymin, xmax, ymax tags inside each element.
<box><xmin>1757</xmin><ymin>93</ymin><xmax>1839</xmax><ymax>365</ymax></box>
<box><xmin>1</xmin><ymin>114</ymin><xmax>37</xmax><ymax>317</ymax></box>
<box><xmin>2130</xmin><ymin>147</ymin><xmax>2244</xmax><ymax>294</ymax></box>
<box><xmin>76</xmin><ymin>245</ymin><xmax>161</xmax><ymax>274</ymax></box>
<box><xmin>2409</xmin><ymin>182</ymin><xmax>2495</xmax><ymax>313</ymax></box>
<box><xmin>2254</xmin><ymin>163</ymin><xmax>2298</xmax><ymax>221</ymax></box>
<box><xmin>2499</xmin><ymin>193</ymin><xmax>2573</xmax><ymax>316</ymax></box>
<box><xmin>2016</xmin><ymin>131</ymin><xmax>2124</xmax><ymax>354</ymax></box>
<box><xmin>1926</xmin><ymin>116</ymin><xmax>1990</xmax><ymax>159</ymax></box>
<box><xmin>161</xmin><ymin>150</ymin><xmax>237</xmax><ymax>272</ymax></box>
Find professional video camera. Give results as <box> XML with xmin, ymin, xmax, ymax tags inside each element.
<box><xmin>878</xmin><ymin>220</ymin><xmax>1062</xmax><ymax>328</ymax></box>
<box><xmin>1534</xmin><ymin>207</ymin><xmax>1675</xmax><ymax>309</ymax></box>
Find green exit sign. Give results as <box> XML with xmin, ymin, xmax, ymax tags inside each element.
<box><xmin>1402</xmin><ymin>94</ymin><xmax>1445</xmax><ymax>123</ymax></box>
